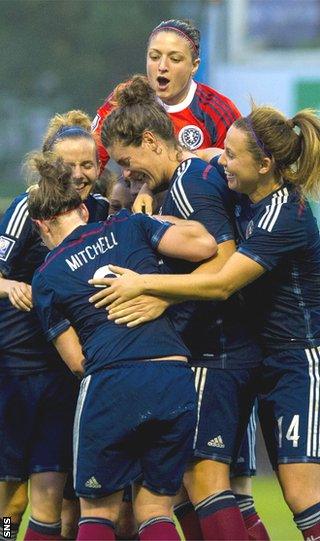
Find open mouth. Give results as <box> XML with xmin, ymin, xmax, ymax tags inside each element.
<box><xmin>157</xmin><ymin>76</ymin><xmax>170</xmax><ymax>89</ymax></box>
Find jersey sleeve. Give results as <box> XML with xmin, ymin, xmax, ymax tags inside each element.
<box><xmin>210</xmin><ymin>97</ymin><xmax>241</xmax><ymax>148</ymax></box>
<box><xmin>210</xmin><ymin>155</ymin><xmax>226</xmax><ymax>178</ymax></box>
<box><xmin>91</xmin><ymin>92</ymin><xmax>115</xmax><ymax>173</ymax></box>
<box><xmin>132</xmin><ymin>213</ymin><xmax>173</xmax><ymax>249</ymax></box>
<box><xmin>173</xmin><ymin>168</ymin><xmax>235</xmax><ymax>243</ymax></box>
<box><xmin>197</xmin><ymin>84</ymin><xmax>241</xmax><ymax>148</ymax></box>
<box><xmin>32</xmin><ymin>271</ymin><xmax>70</xmax><ymax>342</ymax></box>
<box><xmin>238</xmin><ymin>204</ymin><xmax>307</xmax><ymax>270</ymax></box>
<box><xmin>0</xmin><ymin>195</ymin><xmax>32</xmax><ymax>277</ymax></box>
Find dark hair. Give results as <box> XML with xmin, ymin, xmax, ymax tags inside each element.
<box><xmin>94</xmin><ymin>168</ymin><xmax>118</xmax><ymax>199</ymax></box>
<box><xmin>148</xmin><ymin>19</ymin><xmax>200</xmax><ymax>61</ymax></box>
<box><xmin>27</xmin><ymin>152</ymin><xmax>81</xmax><ymax>221</ymax></box>
<box><xmin>234</xmin><ymin>106</ymin><xmax>320</xmax><ymax>199</ymax></box>
<box><xmin>101</xmin><ymin>75</ymin><xmax>177</xmax><ymax>149</ymax></box>
<box><xmin>42</xmin><ymin>109</ymin><xmax>96</xmax><ymax>154</ymax></box>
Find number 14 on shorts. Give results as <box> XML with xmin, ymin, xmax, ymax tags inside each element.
<box><xmin>278</xmin><ymin>415</ymin><xmax>300</xmax><ymax>448</ymax></box>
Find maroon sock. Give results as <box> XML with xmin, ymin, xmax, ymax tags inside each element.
<box><xmin>294</xmin><ymin>502</ymin><xmax>320</xmax><ymax>540</ymax></box>
<box><xmin>245</xmin><ymin>514</ymin><xmax>270</xmax><ymax>540</ymax></box>
<box><xmin>196</xmin><ymin>490</ymin><xmax>249</xmax><ymax>540</ymax></box>
<box><xmin>24</xmin><ymin>518</ymin><xmax>63</xmax><ymax>540</ymax></box>
<box><xmin>235</xmin><ymin>494</ymin><xmax>270</xmax><ymax>540</ymax></box>
<box><xmin>139</xmin><ymin>517</ymin><xmax>180</xmax><ymax>541</ymax></box>
<box><xmin>76</xmin><ymin>518</ymin><xmax>115</xmax><ymax>540</ymax></box>
<box><xmin>174</xmin><ymin>501</ymin><xmax>203</xmax><ymax>540</ymax></box>
<box><xmin>300</xmin><ymin>522</ymin><xmax>320</xmax><ymax>540</ymax></box>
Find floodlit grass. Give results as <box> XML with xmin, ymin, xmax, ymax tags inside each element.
<box><xmin>252</xmin><ymin>476</ymin><xmax>299</xmax><ymax>540</ymax></box>
<box><xmin>17</xmin><ymin>476</ymin><xmax>300</xmax><ymax>540</ymax></box>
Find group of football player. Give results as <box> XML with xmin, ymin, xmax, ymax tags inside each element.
<box><xmin>1</xmin><ymin>17</ymin><xmax>320</xmax><ymax>541</ymax></box>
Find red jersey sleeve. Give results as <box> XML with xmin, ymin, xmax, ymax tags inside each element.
<box><xmin>195</xmin><ymin>83</ymin><xmax>241</xmax><ymax>148</ymax></box>
<box><xmin>91</xmin><ymin>92</ymin><xmax>115</xmax><ymax>172</ymax></box>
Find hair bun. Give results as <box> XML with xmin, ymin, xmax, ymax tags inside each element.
<box><xmin>35</xmin><ymin>153</ymin><xmax>72</xmax><ymax>190</ymax></box>
<box><xmin>114</xmin><ymin>75</ymin><xmax>156</xmax><ymax>108</ymax></box>
<box><xmin>287</xmin><ymin>118</ymin><xmax>295</xmax><ymax>129</ymax></box>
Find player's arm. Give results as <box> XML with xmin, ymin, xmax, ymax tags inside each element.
<box><xmin>156</xmin><ymin>217</ymin><xmax>217</xmax><ymax>262</ymax></box>
<box><xmin>101</xmin><ymin>239</ymin><xmax>233</xmax><ymax>327</ymax></box>
<box><xmin>53</xmin><ymin>327</ymin><xmax>85</xmax><ymax>378</ymax></box>
<box><xmin>0</xmin><ymin>271</ymin><xmax>33</xmax><ymax>311</ymax></box>
<box><xmin>0</xmin><ymin>197</ymin><xmax>33</xmax><ymax>311</ymax></box>
<box><xmin>32</xmin><ymin>272</ymin><xmax>85</xmax><ymax>376</ymax></box>
<box><xmin>132</xmin><ymin>183</ymin><xmax>154</xmax><ymax>214</ymax></box>
<box><xmin>91</xmin><ymin>251</ymin><xmax>265</xmax><ymax>308</ymax></box>
<box><xmin>104</xmin><ymin>203</ymin><xmax>302</xmax><ymax>317</ymax></box>
<box><xmin>89</xmin><ymin>175</ymin><xmax>233</xmax><ymax>316</ymax></box>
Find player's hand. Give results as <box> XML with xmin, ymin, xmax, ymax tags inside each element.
<box><xmin>8</xmin><ymin>281</ymin><xmax>33</xmax><ymax>311</ymax></box>
<box><xmin>132</xmin><ymin>186</ymin><xmax>154</xmax><ymax>214</ymax></box>
<box><xmin>89</xmin><ymin>265</ymin><xmax>144</xmax><ymax>308</ymax></box>
<box><xmin>107</xmin><ymin>295</ymin><xmax>170</xmax><ymax>327</ymax></box>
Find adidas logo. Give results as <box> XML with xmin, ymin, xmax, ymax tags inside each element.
<box><xmin>85</xmin><ymin>476</ymin><xmax>102</xmax><ymax>489</ymax></box>
<box><xmin>306</xmin><ymin>537</ymin><xmax>320</xmax><ymax>541</ymax></box>
<box><xmin>207</xmin><ymin>435</ymin><xmax>225</xmax><ymax>448</ymax></box>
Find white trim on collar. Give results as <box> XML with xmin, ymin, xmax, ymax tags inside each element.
<box><xmin>159</xmin><ymin>79</ymin><xmax>197</xmax><ymax>113</ymax></box>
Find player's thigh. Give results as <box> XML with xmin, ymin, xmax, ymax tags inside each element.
<box><xmin>133</xmin><ymin>484</ymin><xmax>174</xmax><ymax>525</ymax></box>
<box><xmin>0</xmin><ymin>480</ymin><xmax>28</xmax><ymax>520</ymax></box>
<box><xmin>278</xmin><ymin>462</ymin><xmax>320</xmax><ymax>513</ymax></box>
<box><xmin>184</xmin><ymin>459</ymin><xmax>230</xmax><ymax>504</ymax></box>
<box><xmin>29</xmin><ymin>471</ymin><xmax>67</xmax><ymax>522</ymax></box>
<box><xmin>80</xmin><ymin>490</ymin><xmax>124</xmax><ymax>522</ymax></box>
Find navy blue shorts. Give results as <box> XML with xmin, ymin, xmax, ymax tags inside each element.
<box><xmin>259</xmin><ymin>347</ymin><xmax>320</xmax><ymax>468</ymax></box>
<box><xmin>0</xmin><ymin>370</ymin><xmax>78</xmax><ymax>481</ymax></box>
<box><xmin>231</xmin><ymin>404</ymin><xmax>257</xmax><ymax>477</ymax></box>
<box><xmin>74</xmin><ymin>361</ymin><xmax>196</xmax><ymax>498</ymax></box>
<box><xmin>192</xmin><ymin>366</ymin><xmax>258</xmax><ymax>464</ymax></box>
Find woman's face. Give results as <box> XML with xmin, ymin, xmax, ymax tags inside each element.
<box><xmin>147</xmin><ymin>31</ymin><xmax>199</xmax><ymax>106</ymax></box>
<box><xmin>218</xmin><ymin>126</ymin><xmax>261</xmax><ymax>197</ymax></box>
<box><xmin>54</xmin><ymin>137</ymin><xmax>99</xmax><ymax>200</ymax></box>
<box><xmin>107</xmin><ymin>139</ymin><xmax>169</xmax><ymax>193</ymax></box>
<box><xmin>108</xmin><ymin>181</ymin><xmax>132</xmax><ymax>215</ymax></box>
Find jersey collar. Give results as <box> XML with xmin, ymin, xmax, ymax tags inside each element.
<box><xmin>158</xmin><ymin>80</ymin><xmax>197</xmax><ymax>114</ymax></box>
<box><xmin>250</xmin><ymin>183</ymin><xmax>291</xmax><ymax>209</ymax></box>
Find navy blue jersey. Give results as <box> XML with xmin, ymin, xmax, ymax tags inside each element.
<box><xmin>161</xmin><ymin>157</ymin><xmax>261</xmax><ymax>368</ymax></box>
<box><xmin>0</xmin><ymin>192</ymin><xmax>109</xmax><ymax>373</ymax></box>
<box><xmin>235</xmin><ymin>184</ymin><xmax>320</xmax><ymax>351</ymax></box>
<box><xmin>32</xmin><ymin>210</ymin><xmax>189</xmax><ymax>376</ymax></box>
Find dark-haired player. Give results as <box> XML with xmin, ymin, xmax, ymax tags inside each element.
<box><xmin>91</xmin><ymin>75</ymin><xmax>267</xmax><ymax>540</ymax></box>
<box><xmin>96</xmin><ymin>104</ymin><xmax>320</xmax><ymax>541</ymax></box>
<box><xmin>0</xmin><ymin>111</ymin><xmax>108</xmax><ymax>541</ymax></box>
<box><xmin>92</xmin><ymin>18</ymin><xmax>240</xmax><ymax>172</ymax></box>
<box><xmin>29</xmin><ymin>153</ymin><xmax>217</xmax><ymax>541</ymax></box>
<box><xmin>94</xmin><ymin>20</ymin><xmax>265</xmax><ymax>536</ymax></box>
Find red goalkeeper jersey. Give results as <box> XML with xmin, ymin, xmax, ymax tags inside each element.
<box><xmin>92</xmin><ymin>79</ymin><xmax>241</xmax><ymax>172</ymax></box>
